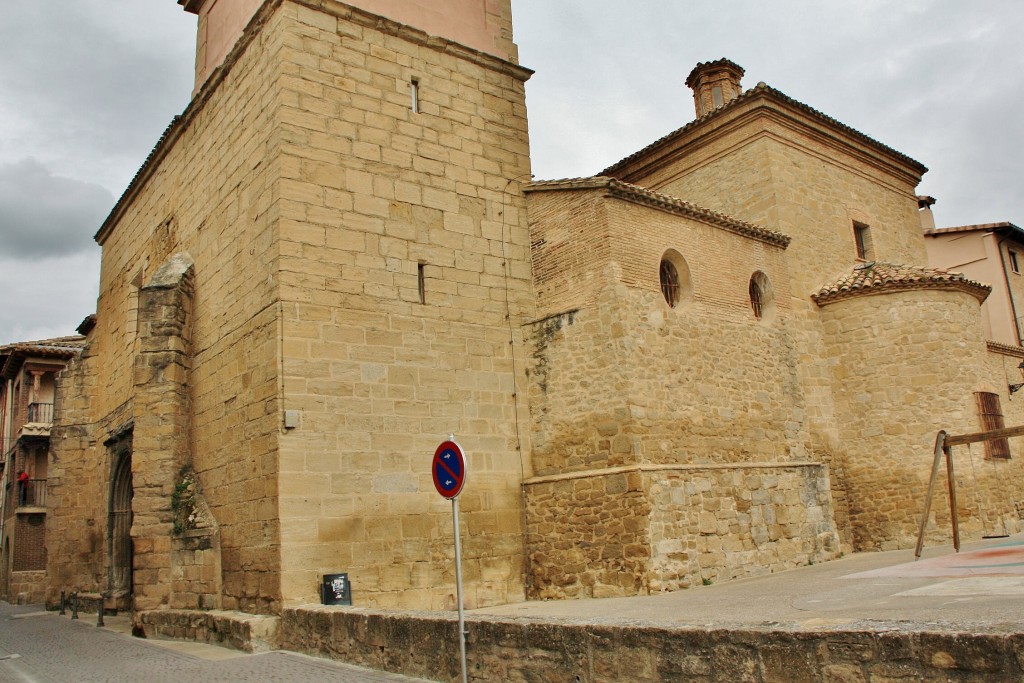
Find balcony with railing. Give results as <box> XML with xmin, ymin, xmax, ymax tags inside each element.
<box><xmin>18</xmin><ymin>402</ymin><xmax>54</xmax><ymax>438</ymax></box>
<box><xmin>4</xmin><ymin>479</ymin><xmax>47</xmax><ymax>519</ymax></box>
<box><xmin>26</xmin><ymin>402</ymin><xmax>54</xmax><ymax>425</ymax></box>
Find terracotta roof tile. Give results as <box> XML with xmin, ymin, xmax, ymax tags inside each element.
<box><xmin>0</xmin><ymin>336</ymin><xmax>86</xmax><ymax>354</ymax></box>
<box><xmin>525</xmin><ymin>176</ymin><xmax>790</xmax><ymax>248</ymax></box>
<box><xmin>0</xmin><ymin>335</ymin><xmax>85</xmax><ymax>379</ymax></box>
<box><xmin>923</xmin><ymin>222</ymin><xmax>1021</xmax><ymax>237</ymax></box>
<box><xmin>601</xmin><ymin>83</ymin><xmax>927</xmax><ymax>178</ymax></box>
<box><xmin>811</xmin><ymin>262</ymin><xmax>990</xmax><ymax>306</ymax></box>
<box><xmin>685</xmin><ymin>58</ymin><xmax>744</xmax><ymax>87</ymax></box>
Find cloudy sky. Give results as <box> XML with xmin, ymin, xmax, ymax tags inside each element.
<box><xmin>1</xmin><ymin>0</ymin><xmax>1021</xmax><ymax>344</ymax></box>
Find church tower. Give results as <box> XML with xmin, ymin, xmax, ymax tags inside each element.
<box><xmin>49</xmin><ymin>0</ymin><xmax>534</xmax><ymax>615</ymax></box>
<box><xmin>180</xmin><ymin>0</ymin><xmax>520</xmax><ymax>94</ymax></box>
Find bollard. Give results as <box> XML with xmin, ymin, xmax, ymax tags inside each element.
<box><xmin>59</xmin><ymin>590</ymin><xmax>66</xmax><ymax>616</ymax></box>
<box><xmin>96</xmin><ymin>597</ymin><xmax>104</xmax><ymax>627</ymax></box>
<box><xmin>71</xmin><ymin>592</ymin><xmax>79</xmax><ymax>620</ymax></box>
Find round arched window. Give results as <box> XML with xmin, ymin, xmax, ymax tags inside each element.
<box><xmin>659</xmin><ymin>250</ymin><xmax>692</xmax><ymax>308</ymax></box>
<box><xmin>749</xmin><ymin>271</ymin><xmax>775</xmax><ymax>323</ymax></box>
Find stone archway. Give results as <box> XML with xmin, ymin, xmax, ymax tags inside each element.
<box><xmin>108</xmin><ymin>444</ymin><xmax>133</xmax><ymax>604</ymax></box>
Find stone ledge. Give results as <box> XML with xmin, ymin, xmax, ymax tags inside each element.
<box><xmin>135</xmin><ymin>609</ymin><xmax>281</xmax><ymax>652</ymax></box>
<box><xmin>280</xmin><ymin>606</ymin><xmax>1024</xmax><ymax>682</ymax></box>
<box><xmin>524</xmin><ymin>461</ymin><xmax>826</xmax><ymax>486</ymax></box>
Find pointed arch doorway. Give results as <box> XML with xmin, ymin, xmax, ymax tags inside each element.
<box><xmin>108</xmin><ymin>434</ymin><xmax>134</xmax><ymax>607</ymax></box>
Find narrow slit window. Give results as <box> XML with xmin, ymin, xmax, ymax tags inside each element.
<box><xmin>410</xmin><ymin>79</ymin><xmax>420</xmax><ymax>114</ymax></box>
<box><xmin>417</xmin><ymin>262</ymin><xmax>426</xmax><ymax>304</ymax></box>
<box><xmin>1010</xmin><ymin>250</ymin><xmax>1020</xmax><ymax>274</ymax></box>
<box><xmin>853</xmin><ymin>222</ymin><xmax>872</xmax><ymax>261</ymax></box>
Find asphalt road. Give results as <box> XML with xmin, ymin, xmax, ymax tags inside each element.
<box><xmin>0</xmin><ymin>602</ymin><xmax>432</xmax><ymax>683</ymax></box>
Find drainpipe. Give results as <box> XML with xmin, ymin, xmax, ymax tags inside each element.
<box><xmin>996</xmin><ymin>235</ymin><xmax>1023</xmax><ymax>346</ymax></box>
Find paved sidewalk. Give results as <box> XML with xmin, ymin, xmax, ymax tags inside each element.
<box><xmin>0</xmin><ymin>602</ymin><xmax>433</xmax><ymax>683</ymax></box>
<box><xmin>475</xmin><ymin>534</ymin><xmax>1024</xmax><ymax>632</ymax></box>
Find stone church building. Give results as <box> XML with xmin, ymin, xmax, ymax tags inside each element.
<box><xmin>46</xmin><ymin>0</ymin><xmax>1024</xmax><ymax>619</ymax></box>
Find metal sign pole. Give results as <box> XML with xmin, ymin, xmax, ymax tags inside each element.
<box><xmin>453</xmin><ymin>496</ymin><xmax>468</xmax><ymax>683</ymax></box>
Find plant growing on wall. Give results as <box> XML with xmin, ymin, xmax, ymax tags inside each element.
<box><xmin>171</xmin><ymin>467</ymin><xmax>200</xmax><ymax>535</ymax></box>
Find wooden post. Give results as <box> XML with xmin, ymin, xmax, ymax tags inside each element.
<box><xmin>915</xmin><ymin>431</ymin><xmax>947</xmax><ymax>559</ymax></box>
<box><xmin>944</xmin><ymin>443</ymin><xmax>960</xmax><ymax>553</ymax></box>
<box><xmin>917</xmin><ymin>423</ymin><xmax>1024</xmax><ymax>558</ymax></box>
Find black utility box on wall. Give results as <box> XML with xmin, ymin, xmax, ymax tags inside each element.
<box><xmin>322</xmin><ymin>573</ymin><xmax>352</xmax><ymax>605</ymax></box>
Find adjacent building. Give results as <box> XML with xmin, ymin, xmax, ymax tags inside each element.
<box><xmin>924</xmin><ymin>220</ymin><xmax>1024</xmax><ymax>348</ymax></box>
<box><xmin>42</xmin><ymin>0</ymin><xmax>1024</xmax><ymax>621</ymax></box>
<box><xmin>0</xmin><ymin>335</ymin><xmax>84</xmax><ymax>603</ymax></box>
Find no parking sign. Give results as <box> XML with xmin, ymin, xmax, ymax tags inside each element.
<box><xmin>433</xmin><ymin>436</ymin><xmax>469</xmax><ymax>683</ymax></box>
<box><xmin>432</xmin><ymin>439</ymin><xmax>467</xmax><ymax>499</ymax></box>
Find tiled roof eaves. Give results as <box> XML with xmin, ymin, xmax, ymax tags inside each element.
<box><xmin>987</xmin><ymin>340</ymin><xmax>1024</xmax><ymax>358</ymax></box>
<box><xmin>812</xmin><ymin>278</ymin><xmax>990</xmax><ymax>306</ymax></box>
<box><xmin>923</xmin><ymin>222</ymin><xmax>1021</xmax><ymax>238</ymax></box>
<box><xmin>0</xmin><ymin>337</ymin><xmax>84</xmax><ymax>379</ymax></box>
<box><xmin>812</xmin><ymin>264</ymin><xmax>990</xmax><ymax>307</ymax></box>
<box><xmin>525</xmin><ymin>177</ymin><xmax>790</xmax><ymax>248</ymax></box>
<box><xmin>0</xmin><ymin>336</ymin><xmax>87</xmax><ymax>352</ymax></box>
<box><xmin>97</xmin><ymin>0</ymin><xmax>533</xmax><ymax>245</ymax></box>
<box><xmin>601</xmin><ymin>83</ymin><xmax>927</xmax><ymax>178</ymax></box>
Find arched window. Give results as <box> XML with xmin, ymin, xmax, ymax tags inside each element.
<box><xmin>660</xmin><ymin>260</ymin><xmax>681</xmax><ymax>307</ymax></box>
<box><xmin>749</xmin><ymin>278</ymin><xmax>763</xmax><ymax>319</ymax></box>
<box><xmin>749</xmin><ymin>271</ymin><xmax>775</xmax><ymax>323</ymax></box>
<box><xmin>659</xmin><ymin>250</ymin><xmax>692</xmax><ymax>309</ymax></box>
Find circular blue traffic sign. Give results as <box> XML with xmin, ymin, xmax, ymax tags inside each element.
<box><xmin>432</xmin><ymin>440</ymin><xmax>467</xmax><ymax>499</ymax></box>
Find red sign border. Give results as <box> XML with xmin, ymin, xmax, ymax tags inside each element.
<box><xmin>432</xmin><ymin>440</ymin><xmax>467</xmax><ymax>499</ymax></box>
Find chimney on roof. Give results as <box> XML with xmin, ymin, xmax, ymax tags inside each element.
<box><xmin>686</xmin><ymin>59</ymin><xmax>745</xmax><ymax>118</ymax></box>
<box><xmin>918</xmin><ymin>195</ymin><xmax>937</xmax><ymax>232</ymax></box>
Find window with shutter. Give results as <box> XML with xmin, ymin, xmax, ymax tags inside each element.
<box><xmin>975</xmin><ymin>391</ymin><xmax>1011</xmax><ymax>459</ymax></box>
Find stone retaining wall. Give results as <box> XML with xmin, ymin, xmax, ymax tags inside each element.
<box><xmin>6</xmin><ymin>570</ymin><xmax>46</xmax><ymax>605</ymax></box>
<box><xmin>136</xmin><ymin>608</ymin><xmax>280</xmax><ymax>653</ymax></box>
<box><xmin>526</xmin><ymin>463</ymin><xmax>840</xmax><ymax>599</ymax></box>
<box><xmin>279</xmin><ymin>606</ymin><xmax>1024</xmax><ymax>682</ymax></box>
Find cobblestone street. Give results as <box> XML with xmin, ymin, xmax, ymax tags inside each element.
<box><xmin>0</xmin><ymin>602</ymin><xmax>431</xmax><ymax>683</ymax></box>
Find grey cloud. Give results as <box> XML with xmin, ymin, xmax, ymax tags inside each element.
<box><xmin>0</xmin><ymin>158</ymin><xmax>112</xmax><ymax>258</ymax></box>
<box><xmin>0</xmin><ymin>1</ymin><xmax>195</xmax><ymax>191</ymax></box>
<box><xmin>0</xmin><ymin>249</ymin><xmax>99</xmax><ymax>346</ymax></box>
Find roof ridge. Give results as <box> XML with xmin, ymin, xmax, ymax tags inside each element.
<box><xmin>525</xmin><ymin>176</ymin><xmax>790</xmax><ymax>248</ymax></box>
<box><xmin>601</xmin><ymin>83</ymin><xmax>926</xmax><ymax>178</ymax></box>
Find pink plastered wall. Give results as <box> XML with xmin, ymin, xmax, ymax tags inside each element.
<box><xmin>188</xmin><ymin>0</ymin><xmax>510</xmax><ymax>92</ymax></box>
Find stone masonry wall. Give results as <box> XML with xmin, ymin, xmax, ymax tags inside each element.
<box><xmin>6</xmin><ymin>570</ymin><xmax>46</xmax><ymax>605</ymax></box>
<box><xmin>46</xmin><ymin>339</ymin><xmax>109</xmax><ymax>604</ymax></box>
<box><xmin>54</xmin><ymin>0</ymin><xmax>289</xmax><ymax>613</ymax></box>
<box><xmin>130</xmin><ymin>254</ymin><xmax>195</xmax><ymax>612</ymax></box>
<box><xmin>270</xmin><ymin>1</ymin><xmax>534</xmax><ymax>609</ymax></box>
<box><xmin>613</xmin><ymin>104</ymin><xmax>932</xmax><ymax>551</ymax></box>
<box><xmin>817</xmin><ymin>288</ymin><xmax>1022</xmax><ymax>550</ymax></box>
<box><xmin>526</xmin><ymin>188</ymin><xmax>808</xmax><ymax>476</ymax></box>
<box><xmin>280</xmin><ymin>607</ymin><xmax>1024</xmax><ymax>683</ymax></box>
<box><xmin>526</xmin><ymin>463</ymin><xmax>839</xmax><ymax>600</ymax></box>
<box><xmin>646</xmin><ymin>464</ymin><xmax>838</xmax><ymax>590</ymax></box>
<box><xmin>522</xmin><ymin>185</ymin><xmax>841</xmax><ymax>596</ymax></box>
<box><xmin>170</xmin><ymin>529</ymin><xmax>223</xmax><ymax>610</ymax></box>
<box><xmin>526</xmin><ymin>469</ymin><xmax>651</xmax><ymax>599</ymax></box>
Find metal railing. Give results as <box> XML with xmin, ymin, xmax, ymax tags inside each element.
<box><xmin>27</xmin><ymin>402</ymin><xmax>54</xmax><ymax>424</ymax></box>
